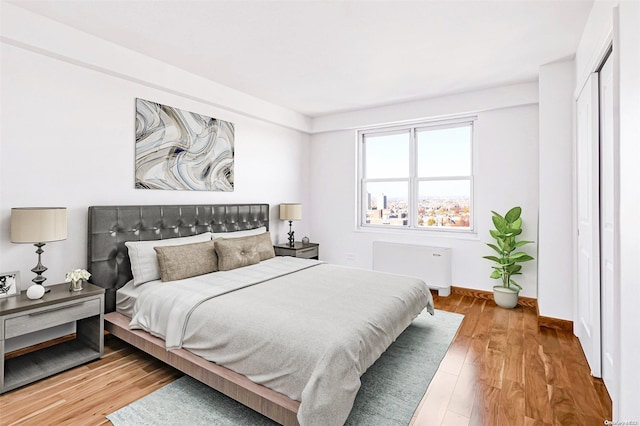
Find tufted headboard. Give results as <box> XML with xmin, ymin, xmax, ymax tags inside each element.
<box><xmin>87</xmin><ymin>204</ymin><xmax>269</xmax><ymax>312</ymax></box>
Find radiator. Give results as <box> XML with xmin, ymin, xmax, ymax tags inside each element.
<box><xmin>372</xmin><ymin>241</ymin><xmax>452</xmax><ymax>296</ymax></box>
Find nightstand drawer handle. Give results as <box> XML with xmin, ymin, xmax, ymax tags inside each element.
<box><xmin>300</xmin><ymin>248</ymin><xmax>316</xmax><ymax>253</ymax></box>
<box><xmin>29</xmin><ymin>302</ymin><xmax>85</xmax><ymax>316</ymax></box>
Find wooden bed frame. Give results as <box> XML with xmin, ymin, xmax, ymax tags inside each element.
<box><xmin>87</xmin><ymin>204</ymin><xmax>300</xmax><ymax>425</ymax></box>
<box><xmin>104</xmin><ymin>312</ymin><xmax>299</xmax><ymax>425</ymax></box>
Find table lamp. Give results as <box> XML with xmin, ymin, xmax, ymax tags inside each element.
<box><xmin>279</xmin><ymin>203</ymin><xmax>301</xmax><ymax>248</ymax></box>
<box><xmin>11</xmin><ymin>207</ymin><xmax>67</xmax><ymax>291</ymax></box>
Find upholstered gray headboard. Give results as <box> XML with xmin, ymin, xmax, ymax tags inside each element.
<box><xmin>87</xmin><ymin>204</ymin><xmax>269</xmax><ymax>312</ymax></box>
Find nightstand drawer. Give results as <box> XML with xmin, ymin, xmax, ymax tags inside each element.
<box><xmin>274</xmin><ymin>242</ymin><xmax>319</xmax><ymax>259</ymax></box>
<box><xmin>4</xmin><ymin>297</ymin><xmax>101</xmax><ymax>339</ymax></box>
<box><xmin>296</xmin><ymin>246</ymin><xmax>319</xmax><ymax>259</ymax></box>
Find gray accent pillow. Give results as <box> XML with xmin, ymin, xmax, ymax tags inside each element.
<box><xmin>126</xmin><ymin>232</ymin><xmax>213</xmax><ymax>286</ymax></box>
<box><xmin>218</xmin><ymin>232</ymin><xmax>275</xmax><ymax>261</ymax></box>
<box><xmin>215</xmin><ymin>238</ymin><xmax>261</xmax><ymax>271</ymax></box>
<box><xmin>253</xmin><ymin>232</ymin><xmax>276</xmax><ymax>261</ymax></box>
<box><xmin>154</xmin><ymin>240</ymin><xmax>218</xmax><ymax>282</ymax></box>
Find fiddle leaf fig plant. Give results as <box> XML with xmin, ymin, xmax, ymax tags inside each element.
<box><xmin>483</xmin><ymin>206</ymin><xmax>534</xmax><ymax>291</ymax></box>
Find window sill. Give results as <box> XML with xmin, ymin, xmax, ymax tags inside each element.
<box><xmin>354</xmin><ymin>225</ymin><xmax>480</xmax><ymax>241</ymax></box>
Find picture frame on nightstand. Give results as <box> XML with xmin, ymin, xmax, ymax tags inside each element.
<box><xmin>0</xmin><ymin>271</ymin><xmax>19</xmax><ymax>298</ymax></box>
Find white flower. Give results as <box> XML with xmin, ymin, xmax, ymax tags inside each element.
<box><xmin>65</xmin><ymin>268</ymin><xmax>91</xmax><ymax>282</ymax></box>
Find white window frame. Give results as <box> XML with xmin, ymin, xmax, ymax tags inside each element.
<box><xmin>357</xmin><ymin>116</ymin><xmax>476</xmax><ymax>234</ymax></box>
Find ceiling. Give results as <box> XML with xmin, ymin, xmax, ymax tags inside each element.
<box><xmin>11</xmin><ymin>0</ymin><xmax>593</xmax><ymax>117</ymax></box>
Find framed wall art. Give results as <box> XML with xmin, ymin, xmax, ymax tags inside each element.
<box><xmin>0</xmin><ymin>271</ymin><xmax>19</xmax><ymax>298</ymax></box>
<box><xmin>135</xmin><ymin>98</ymin><xmax>235</xmax><ymax>191</ymax></box>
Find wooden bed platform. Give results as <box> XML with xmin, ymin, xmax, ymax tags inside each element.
<box><xmin>104</xmin><ymin>311</ymin><xmax>300</xmax><ymax>426</ymax></box>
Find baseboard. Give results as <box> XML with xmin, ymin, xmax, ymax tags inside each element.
<box><xmin>450</xmin><ymin>286</ymin><xmax>537</xmax><ymax>308</ymax></box>
<box><xmin>538</xmin><ymin>315</ymin><xmax>574</xmax><ymax>332</ymax></box>
<box><xmin>450</xmin><ymin>285</ymin><xmax>573</xmax><ymax>332</ymax></box>
<box><xmin>535</xmin><ymin>303</ymin><xmax>574</xmax><ymax>332</ymax></box>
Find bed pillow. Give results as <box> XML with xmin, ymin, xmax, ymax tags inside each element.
<box><xmin>219</xmin><ymin>232</ymin><xmax>275</xmax><ymax>261</ymax></box>
<box><xmin>211</xmin><ymin>226</ymin><xmax>267</xmax><ymax>240</ymax></box>
<box><xmin>251</xmin><ymin>232</ymin><xmax>276</xmax><ymax>261</ymax></box>
<box><xmin>215</xmin><ymin>237</ymin><xmax>261</xmax><ymax>271</ymax></box>
<box><xmin>154</xmin><ymin>240</ymin><xmax>218</xmax><ymax>282</ymax></box>
<box><xmin>126</xmin><ymin>232</ymin><xmax>213</xmax><ymax>286</ymax></box>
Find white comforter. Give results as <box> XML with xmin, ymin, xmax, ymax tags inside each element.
<box><xmin>129</xmin><ymin>257</ymin><xmax>433</xmax><ymax>426</ymax></box>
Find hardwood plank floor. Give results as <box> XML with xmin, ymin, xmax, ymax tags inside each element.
<box><xmin>0</xmin><ymin>292</ymin><xmax>611</xmax><ymax>426</ymax></box>
<box><xmin>415</xmin><ymin>292</ymin><xmax>612</xmax><ymax>426</ymax></box>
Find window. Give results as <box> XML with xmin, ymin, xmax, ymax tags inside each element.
<box><xmin>358</xmin><ymin>118</ymin><xmax>475</xmax><ymax>232</ymax></box>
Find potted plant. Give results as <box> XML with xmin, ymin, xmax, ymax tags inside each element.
<box><xmin>483</xmin><ymin>206</ymin><xmax>534</xmax><ymax>308</ymax></box>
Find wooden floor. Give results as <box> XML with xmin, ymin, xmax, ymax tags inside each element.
<box><xmin>0</xmin><ymin>292</ymin><xmax>611</xmax><ymax>426</ymax></box>
<box><xmin>412</xmin><ymin>293</ymin><xmax>611</xmax><ymax>425</ymax></box>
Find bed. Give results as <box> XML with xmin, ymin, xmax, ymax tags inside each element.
<box><xmin>88</xmin><ymin>204</ymin><xmax>433</xmax><ymax>426</ymax></box>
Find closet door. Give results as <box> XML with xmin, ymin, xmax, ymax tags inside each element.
<box><xmin>599</xmin><ymin>54</ymin><xmax>617</xmax><ymax>400</ymax></box>
<box><xmin>575</xmin><ymin>73</ymin><xmax>601</xmax><ymax>377</ymax></box>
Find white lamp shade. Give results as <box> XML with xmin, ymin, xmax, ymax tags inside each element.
<box><xmin>11</xmin><ymin>207</ymin><xmax>67</xmax><ymax>243</ymax></box>
<box><xmin>279</xmin><ymin>203</ymin><xmax>302</xmax><ymax>221</ymax></box>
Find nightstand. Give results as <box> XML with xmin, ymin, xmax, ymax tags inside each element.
<box><xmin>273</xmin><ymin>242</ymin><xmax>319</xmax><ymax>260</ymax></box>
<box><xmin>0</xmin><ymin>282</ymin><xmax>104</xmax><ymax>393</ymax></box>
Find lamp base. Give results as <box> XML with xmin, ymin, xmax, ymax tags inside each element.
<box><xmin>31</xmin><ymin>242</ymin><xmax>51</xmax><ymax>293</ymax></box>
<box><xmin>287</xmin><ymin>221</ymin><xmax>295</xmax><ymax>247</ymax></box>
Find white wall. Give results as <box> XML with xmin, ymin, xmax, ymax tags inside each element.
<box><xmin>309</xmin><ymin>88</ymin><xmax>539</xmax><ymax>297</ymax></box>
<box><xmin>312</xmin><ymin>81</ymin><xmax>538</xmax><ymax>133</ymax></box>
<box><xmin>616</xmin><ymin>3</ymin><xmax>640</xmax><ymax>423</ymax></box>
<box><xmin>537</xmin><ymin>60</ymin><xmax>575</xmax><ymax>320</ymax></box>
<box><xmin>0</xmin><ymin>3</ymin><xmax>310</xmax><ymax>133</ymax></box>
<box><xmin>0</xmin><ymin>6</ymin><xmax>311</xmax><ymax>294</ymax></box>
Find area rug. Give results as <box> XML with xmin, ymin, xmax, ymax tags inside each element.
<box><xmin>107</xmin><ymin>309</ymin><xmax>463</xmax><ymax>426</ymax></box>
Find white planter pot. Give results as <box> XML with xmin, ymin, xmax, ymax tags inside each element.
<box><xmin>493</xmin><ymin>286</ymin><xmax>519</xmax><ymax>309</ymax></box>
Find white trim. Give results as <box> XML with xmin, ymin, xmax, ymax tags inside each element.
<box><xmin>575</xmin><ymin>29</ymin><xmax>614</xmax><ymax>99</ymax></box>
<box><xmin>353</xmin><ymin>225</ymin><xmax>479</xmax><ymax>239</ymax></box>
<box><xmin>359</xmin><ymin>116</ymin><xmax>477</xmax><ymax>136</ymax></box>
<box><xmin>409</xmin><ymin>127</ymin><xmax>418</xmax><ymax>228</ymax></box>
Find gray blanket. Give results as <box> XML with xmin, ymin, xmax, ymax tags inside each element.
<box><xmin>131</xmin><ymin>258</ymin><xmax>433</xmax><ymax>425</ymax></box>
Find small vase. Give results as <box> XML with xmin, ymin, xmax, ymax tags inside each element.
<box><xmin>69</xmin><ymin>279</ymin><xmax>83</xmax><ymax>292</ymax></box>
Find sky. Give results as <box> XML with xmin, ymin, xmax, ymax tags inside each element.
<box><xmin>364</xmin><ymin>125</ymin><xmax>472</xmax><ymax>199</ymax></box>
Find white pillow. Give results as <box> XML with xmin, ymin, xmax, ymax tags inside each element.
<box><xmin>211</xmin><ymin>226</ymin><xmax>267</xmax><ymax>240</ymax></box>
<box><xmin>126</xmin><ymin>232</ymin><xmax>212</xmax><ymax>286</ymax></box>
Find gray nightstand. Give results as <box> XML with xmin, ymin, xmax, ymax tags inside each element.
<box><xmin>0</xmin><ymin>282</ymin><xmax>104</xmax><ymax>393</ymax></box>
<box><xmin>274</xmin><ymin>242</ymin><xmax>319</xmax><ymax>260</ymax></box>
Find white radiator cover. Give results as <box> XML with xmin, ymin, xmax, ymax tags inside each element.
<box><xmin>372</xmin><ymin>241</ymin><xmax>452</xmax><ymax>296</ymax></box>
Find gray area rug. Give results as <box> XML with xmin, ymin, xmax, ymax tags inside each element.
<box><xmin>107</xmin><ymin>309</ymin><xmax>463</xmax><ymax>426</ymax></box>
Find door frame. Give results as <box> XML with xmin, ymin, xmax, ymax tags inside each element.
<box><xmin>573</xmin><ymin>36</ymin><xmax>619</xmax><ymax>404</ymax></box>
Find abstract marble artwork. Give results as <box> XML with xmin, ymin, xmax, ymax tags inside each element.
<box><xmin>135</xmin><ymin>98</ymin><xmax>234</xmax><ymax>191</ymax></box>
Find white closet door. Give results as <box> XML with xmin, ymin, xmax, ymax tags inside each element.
<box><xmin>599</xmin><ymin>54</ymin><xmax>617</xmax><ymax>400</ymax></box>
<box><xmin>576</xmin><ymin>73</ymin><xmax>601</xmax><ymax>377</ymax></box>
